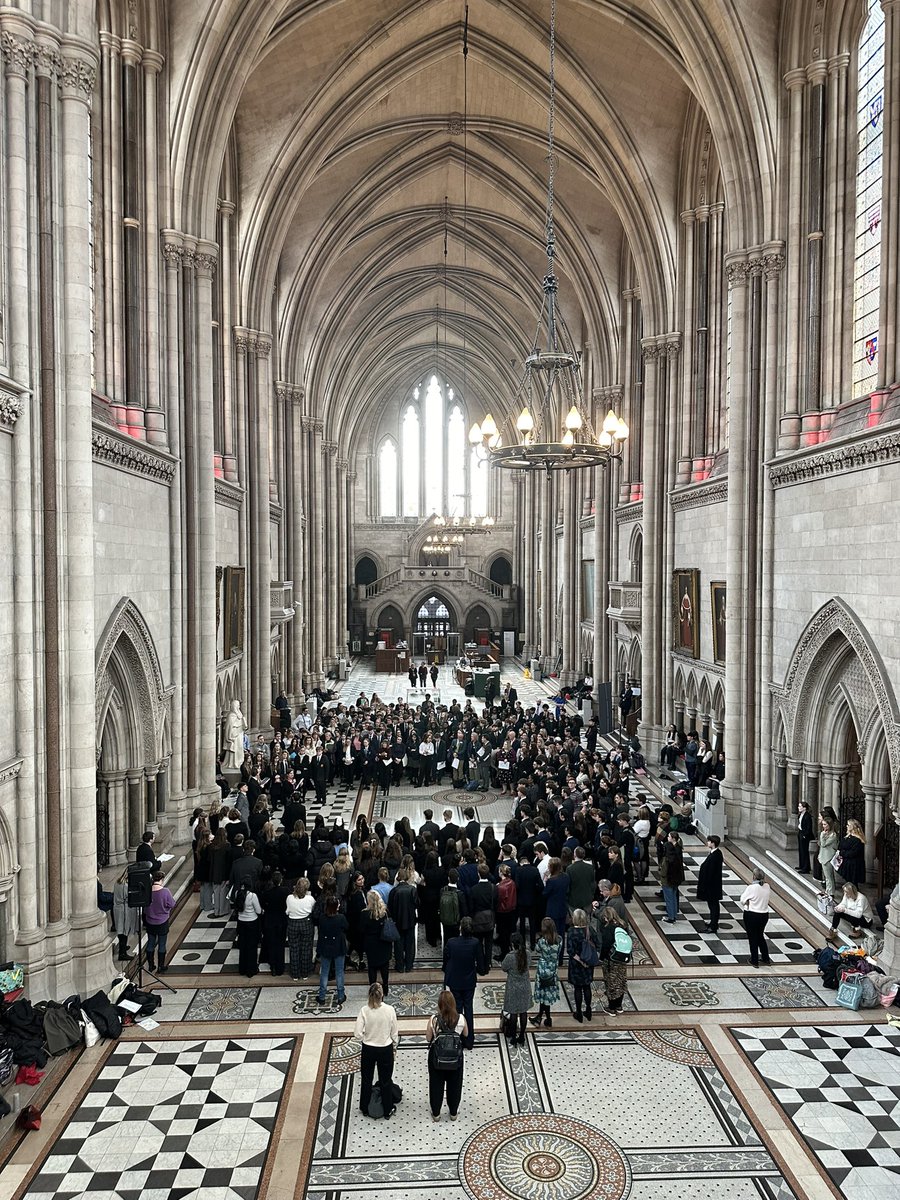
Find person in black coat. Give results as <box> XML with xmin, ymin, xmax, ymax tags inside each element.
<box><xmin>259</xmin><ymin>871</ymin><xmax>290</xmax><ymax>975</ymax></box>
<box><xmin>515</xmin><ymin>857</ymin><xmax>544</xmax><ymax>948</ymax></box>
<box><xmin>443</xmin><ymin>916</ymin><xmax>486</xmax><ymax>1049</ymax></box>
<box><xmin>695</xmin><ymin>836</ymin><xmax>724</xmax><ymax>933</ymax></box>
<box><xmin>360</xmin><ymin>891</ymin><xmax>393</xmax><ymax>995</ymax></box>
<box><xmin>387</xmin><ymin>869</ymin><xmax>418</xmax><ymax>972</ymax></box>
<box><xmin>136</xmin><ymin>831</ymin><xmax>161</xmax><ymax>871</ymax></box>
<box><xmin>796</xmin><ymin>802</ymin><xmax>813</xmax><ymax>874</ymax></box>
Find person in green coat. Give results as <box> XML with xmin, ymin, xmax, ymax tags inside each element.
<box><xmin>529</xmin><ymin>917</ymin><xmax>560</xmax><ymax>1028</ymax></box>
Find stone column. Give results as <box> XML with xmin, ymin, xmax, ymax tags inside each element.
<box><xmin>60</xmin><ymin>48</ymin><xmax>108</xmax><ymax>956</ymax></box>
<box><xmin>788</xmin><ymin>760</ymin><xmax>803</xmax><ymax>816</ymax></box>
<box><xmin>143</xmin><ymin>49</ymin><xmax>165</xmax><ymax>444</ymax></box>
<box><xmin>823</xmin><ymin>53</ymin><xmax>850</xmax><ymax>408</ymax></box>
<box><xmin>707</xmin><ymin>204</ymin><xmax>725</xmax><ymax>452</ymax></box>
<box><xmin>233</xmin><ymin>329</ymin><xmax>250</xmax><ymax>705</ymax></box>
<box><xmin>802</xmin><ymin>763</ymin><xmax>821</xmax><ymax>816</ymax></box>
<box><xmin>142</xmin><ymin>772</ymin><xmax>157</xmax><ymax>833</ymax></box>
<box><xmin>780</xmin><ymin>68</ymin><xmax>807</xmax><ymax>449</ymax></box>
<box><xmin>661</xmin><ymin>335</ymin><xmax>682</xmax><ymax>718</ymax></box>
<box><xmin>106</xmin><ymin>773</ymin><xmax>127</xmax><ymax>867</ymax></box>
<box><xmin>254</xmin><ymin>336</ymin><xmax>273</xmax><ymax>721</ymax></box>
<box><xmin>539</xmin><ymin>472</ymin><xmax>554</xmax><ymax>674</ymax></box>
<box><xmin>156</xmin><ymin>766</ymin><xmax>168</xmax><ymax>817</ymax></box>
<box><xmin>522</xmin><ymin>476</ymin><xmax>537</xmax><ymax>659</ymax></box>
<box><xmin>774</xmin><ymin>754</ymin><xmax>788</xmax><ymax>822</ymax></box>
<box><xmin>337</xmin><ymin>457</ymin><xmax>350</xmax><ymax>661</ymax></box>
<box><xmin>862</xmin><ymin>782</ymin><xmax>891</xmax><ymax>882</ymax></box>
<box><xmin>638</xmin><ymin>339</ymin><xmax>664</xmax><ymax>748</ymax></box>
<box><xmin>879</xmin><ymin>0</ymin><xmax>900</xmax><ymax>389</ymax></box>
<box><xmin>127</xmin><ymin>771</ymin><xmax>144</xmax><ymax>847</ymax></box>
<box><xmin>677</xmin><ymin>211</ymin><xmax>695</xmax><ymax>484</ymax></box>
<box><xmin>100</xmin><ymin>30</ymin><xmax>125</xmax><ymax>415</ymax></box>
<box><xmin>559</xmin><ymin>471</ymin><xmax>577</xmax><ymax>685</ymax></box>
<box><xmin>2</xmin><ymin>22</ymin><xmax>40</xmax><ymax>945</ymax></box>
<box><xmin>310</xmin><ymin>419</ymin><xmax>326</xmax><ymax>686</ymax></box>
<box><xmin>161</xmin><ymin>234</ymin><xmax>184</xmax><ymax>804</ymax></box>
<box><xmin>322</xmin><ymin>442</ymin><xmax>339</xmax><ymax>666</ymax></box>
<box><xmin>289</xmin><ymin>390</ymin><xmax>306</xmax><ymax>693</ymax></box>
<box><xmin>218</xmin><ymin>201</ymin><xmax>238</xmax><ymax>480</ymax></box>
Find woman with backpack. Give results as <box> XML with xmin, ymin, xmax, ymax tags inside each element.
<box><xmin>425</xmin><ymin>988</ymin><xmax>468</xmax><ymax>1121</ymax></box>
<box><xmin>355</xmin><ymin>983</ymin><xmax>399</xmax><ymax>1119</ymax></box>
<box><xmin>597</xmin><ymin>906</ymin><xmax>630</xmax><ymax>1015</ymax></box>
<box><xmin>566</xmin><ymin>908</ymin><xmax>597</xmax><ymax>1021</ymax></box>
<box><xmin>529</xmin><ymin>917</ymin><xmax>560</xmax><ymax>1028</ymax></box>
<box><xmin>499</xmin><ymin>933</ymin><xmax>531</xmax><ymax>1044</ymax></box>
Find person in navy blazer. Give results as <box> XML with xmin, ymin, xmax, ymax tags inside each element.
<box><xmin>443</xmin><ymin>917</ymin><xmax>485</xmax><ymax>1049</ymax></box>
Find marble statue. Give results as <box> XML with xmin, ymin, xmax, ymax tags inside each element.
<box><xmin>222</xmin><ymin>699</ymin><xmax>247</xmax><ymax>770</ymax></box>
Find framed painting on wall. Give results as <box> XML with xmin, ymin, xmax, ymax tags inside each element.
<box><xmin>710</xmin><ymin>581</ymin><xmax>726</xmax><ymax>664</ymax></box>
<box><xmin>672</xmin><ymin>568</ymin><xmax>700</xmax><ymax>658</ymax></box>
<box><xmin>224</xmin><ymin>566</ymin><xmax>245</xmax><ymax>658</ymax></box>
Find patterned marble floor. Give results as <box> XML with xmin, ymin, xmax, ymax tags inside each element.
<box><xmin>305</xmin><ymin>1027</ymin><xmax>800</xmax><ymax>1200</ymax></box>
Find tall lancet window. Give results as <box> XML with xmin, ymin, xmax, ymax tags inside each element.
<box><xmin>852</xmin><ymin>2</ymin><xmax>884</xmax><ymax>397</ymax></box>
<box><xmin>379</xmin><ymin>438</ymin><xmax>398</xmax><ymax>517</ymax></box>
<box><xmin>401</xmin><ymin>405</ymin><xmax>420</xmax><ymax>516</ymax></box>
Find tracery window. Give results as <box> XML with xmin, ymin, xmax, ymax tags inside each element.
<box><xmin>852</xmin><ymin>2</ymin><xmax>884</xmax><ymax>398</ymax></box>
<box><xmin>378</xmin><ymin>374</ymin><xmax>488</xmax><ymax>518</ymax></box>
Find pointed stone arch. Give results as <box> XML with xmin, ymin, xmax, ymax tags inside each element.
<box><xmin>774</xmin><ymin>598</ymin><xmax>900</xmax><ymax>789</ymax></box>
<box><xmin>95</xmin><ymin>599</ymin><xmax>169</xmax><ymax>768</ymax></box>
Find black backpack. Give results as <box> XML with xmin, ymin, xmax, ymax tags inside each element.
<box><xmin>429</xmin><ymin>1014</ymin><xmax>463</xmax><ymax>1072</ymax></box>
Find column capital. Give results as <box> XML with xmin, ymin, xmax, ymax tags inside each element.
<box><xmin>188</xmin><ymin>239</ymin><xmax>218</xmax><ymax>279</ymax></box>
<box><xmin>827</xmin><ymin>52</ymin><xmax>851</xmax><ymax>74</ymax></box>
<box><xmin>337</xmin><ymin>457</ymin><xmax>350</xmax><ymax>472</ymax></box>
<box><xmin>142</xmin><ymin>48</ymin><xmax>165</xmax><ymax>75</ymax></box>
<box><xmin>322</xmin><ymin>440</ymin><xmax>338</xmax><ymax>456</ymax></box>
<box><xmin>805</xmin><ymin>59</ymin><xmax>828</xmax><ymax>86</ymax></box>
<box><xmin>0</xmin><ymin>391</ymin><xmax>23</xmax><ymax>431</ymax></box>
<box><xmin>593</xmin><ymin>385</ymin><xmax>624</xmax><ymax>404</ymax></box>
<box><xmin>680</xmin><ymin>209</ymin><xmax>696</xmax><ymax>226</ymax></box>
<box><xmin>725</xmin><ymin>253</ymin><xmax>752</xmax><ymax>289</ymax></box>
<box><xmin>783</xmin><ymin>67</ymin><xmax>807</xmax><ymax>92</ymax></box>
<box><xmin>217</xmin><ymin>198</ymin><xmax>236</xmax><ymax>218</ymax></box>
<box><xmin>254</xmin><ymin>332</ymin><xmax>272</xmax><ymax>359</ymax></box>
<box><xmin>161</xmin><ymin>229</ymin><xmax>184</xmax><ymax>266</ymax></box>
<box><xmin>120</xmin><ymin>37</ymin><xmax>142</xmax><ymax>67</ymax></box>
<box><xmin>98</xmin><ymin>30</ymin><xmax>122</xmax><ymax>53</ymax></box>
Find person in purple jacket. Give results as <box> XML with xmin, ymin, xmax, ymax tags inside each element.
<box><xmin>144</xmin><ymin>870</ymin><xmax>176</xmax><ymax>973</ymax></box>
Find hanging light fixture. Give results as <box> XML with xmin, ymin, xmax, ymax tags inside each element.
<box><xmin>469</xmin><ymin>0</ymin><xmax>628</xmax><ymax>474</ymax></box>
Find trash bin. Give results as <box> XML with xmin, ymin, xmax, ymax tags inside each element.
<box><xmin>530</xmin><ymin>659</ymin><xmax>543</xmax><ymax>682</ymax></box>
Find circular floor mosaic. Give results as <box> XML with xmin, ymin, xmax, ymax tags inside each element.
<box><xmin>458</xmin><ymin>1114</ymin><xmax>631</xmax><ymax>1200</ymax></box>
<box><xmin>327</xmin><ymin>1034</ymin><xmax>361</xmax><ymax>1076</ymax></box>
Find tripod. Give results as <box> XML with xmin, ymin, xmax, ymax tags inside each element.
<box><xmin>132</xmin><ymin>909</ymin><xmax>176</xmax><ymax>995</ymax></box>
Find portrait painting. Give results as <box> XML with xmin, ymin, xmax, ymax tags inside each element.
<box><xmin>224</xmin><ymin>566</ymin><xmax>245</xmax><ymax>658</ymax></box>
<box><xmin>673</xmin><ymin>568</ymin><xmax>700</xmax><ymax>658</ymax></box>
<box><xmin>711</xmin><ymin>581</ymin><xmax>726</xmax><ymax>664</ymax></box>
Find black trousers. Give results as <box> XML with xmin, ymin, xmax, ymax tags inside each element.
<box><xmin>451</xmin><ymin>986</ymin><xmax>475</xmax><ymax>1049</ymax></box>
<box><xmin>367</xmin><ymin>961</ymin><xmax>390</xmax><ymax>995</ymax></box>
<box><xmin>237</xmin><ymin>918</ymin><xmax>259</xmax><ymax>976</ymax></box>
<box><xmin>359</xmin><ymin>1044</ymin><xmax>395</xmax><ymax>1116</ymax></box>
<box><xmin>742</xmin><ymin>911</ymin><xmax>770</xmax><ymax>965</ymax></box>
<box><xmin>429</xmin><ymin>1063</ymin><xmax>463</xmax><ymax>1116</ymax></box>
<box><xmin>572</xmin><ymin>983</ymin><xmax>592</xmax><ymax>1015</ymax></box>
<box><xmin>706</xmin><ymin>897</ymin><xmax>721</xmax><ymax>931</ymax></box>
<box><xmin>798</xmin><ymin>838</ymin><xmax>811</xmax><ymax>873</ymax></box>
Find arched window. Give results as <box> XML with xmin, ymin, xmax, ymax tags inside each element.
<box><xmin>401</xmin><ymin>406</ymin><xmax>420</xmax><ymax>516</ymax></box>
<box><xmin>379</xmin><ymin>439</ymin><xmax>398</xmax><ymax>517</ymax></box>
<box><xmin>852</xmin><ymin>3</ymin><xmax>884</xmax><ymax>398</ymax></box>
<box><xmin>377</xmin><ymin>374</ymin><xmax>491</xmax><ymax>519</ymax></box>
<box><xmin>424</xmin><ymin>375</ymin><xmax>444</xmax><ymax>514</ymax></box>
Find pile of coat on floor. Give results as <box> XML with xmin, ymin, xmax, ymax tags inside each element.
<box><xmin>815</xmin><ymin>943</ymin><xmax>900</xmax><ymax>1009</ymax></box>
<box><xmin>0</xmin><ymin>970</ymin><xmax>163</xmax><ymax>1122</ymax></box>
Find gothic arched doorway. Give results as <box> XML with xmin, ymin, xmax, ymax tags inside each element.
<box><xmin>412</xmin><ymin>594</ymin><xmax>458</xmax><ymax>662</ymax></box>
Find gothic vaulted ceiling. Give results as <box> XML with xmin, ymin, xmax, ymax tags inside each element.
<box><xmin>166</xmin><ymin>0</ymin><xmax>781</xmax><ymax>454</ymax></box>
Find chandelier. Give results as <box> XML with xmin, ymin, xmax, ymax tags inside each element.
<box><xmin>468</xmin><ymin>0</ymin><xmax>629</xmax><ymax>474</ymax></box>
<box><xmin>424</xmin><ymin>533</ymin><xmax>464</xmax><ymax>555</ymax></box>
<box><xmin>432</xmin><ymin>515</ymin><xmax>495</xmax><ymax>531</ymax></box>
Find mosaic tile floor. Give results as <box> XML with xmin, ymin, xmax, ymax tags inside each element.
<box><xmin>732</xmin><ymin>1023</ymin><xmax>900</xmax><ymax>1200</ymax></box>
<box><xmin>305</xmin><ymin>1027</ymin><xmax>799</xmax><ymax>1199</ymax></box>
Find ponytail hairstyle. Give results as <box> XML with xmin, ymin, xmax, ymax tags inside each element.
<box><xmin>367</xmin><ymin>982</ymin><xmax>383</xmax><ymax>1009</ymax></box>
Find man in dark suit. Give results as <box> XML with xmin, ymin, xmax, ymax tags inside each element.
<box><xmin>310</xmin><ymin>752</ymin><xmax>329</xmax><ymax>806</ymax></box>
<box><xmin>282</xmin><ymin>794</ymin><xmax>306</xmax><ymax>834</ymax></box>
<box><xmin>443</xmin><ymin>916</ymin><xmax>485</xmax><ymax>1049</ymax></box>
<box><xmin>437</xmin><ymin>809</ymin><xmax>461</xmax><ymax>855</ymax></box>
<box><xmin>515</xmin><ymin>856</ymin><xmax>544</xmax><ymax>948</ymax></box>
<box><xmin>419</xmin><ymin>809</ymin><xmax>441</xmax><ymax>842</ymax></box>
<box><xmin>696</xmin><ymin>835</ymin><xmax>724</xmax><ymax>933</ymax></box>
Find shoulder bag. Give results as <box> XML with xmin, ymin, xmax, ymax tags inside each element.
<box><xmin>381</xmin><ymin>916</ymin><xmax>401</xmax><ymax>942</ymax></box>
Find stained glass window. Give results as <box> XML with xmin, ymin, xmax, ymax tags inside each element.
<box><xmin>379</xmin><ymin>438</ymin><xmax>398</xmax><ymax>517</ymax></box>
<box><xmin>852</xmin><ymin>3</ymin><xmax>884</xmax><ymax>398</ymax></box>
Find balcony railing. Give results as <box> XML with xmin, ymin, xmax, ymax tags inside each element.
<box><xmin>271</xmin><ymin>580</ymin><xmax>295</xmax><ymax>622</ymax></box>
<box><xmin>607</xmin><ymin>580</ymin><xmax>642</xmax><ymax>628</ymax></box>
<box><xmin>358</xmin><ymin>565</ymin><xmax>511</xmax><ymax>602</ymax></box>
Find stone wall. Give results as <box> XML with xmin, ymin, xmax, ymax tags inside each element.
<box><xmin>0</xmin><ymin>436</ymin><xmax>13</xmax><ymax>759</ymax></box>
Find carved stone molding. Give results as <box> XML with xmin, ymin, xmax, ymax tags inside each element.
<box><xmin>0</xmin><ymin>31</ymin><xmax>96</xmax><ymax>96</ymax></box>
<box><xmin>233</xmin><ymin>326</ymin><xmax>271</xmax><ymax>356</ymax></box>
<box><xmin>0</xmin><ymin>391</ymin><xmax>23</xmax><ymax>432</ymax></box>
<box><xmin>615</xmin><ymin>501</ymin><xmax>643</xmax><ymax>526</ymax></box>
<box><xmin>322</xmin><ymin>441</ymin><xmax>338</xmax><ymax>456</ymax></box>
<box><xmin>275</xmin><ymin>380</ymin><xmax>304</xmax><ymax>405</ymax></box>
<box><xmin>769</xmin><ymin>429</ymin><xmax>900</xmax><ymax>488</ymax></box>
<box><xmin>92</xmin><ymin>429</ymin><xmax>176</xmax><ymax>482</ymax></box>
<box><xmin>0</xmin><ymin>757</ymin><xmax>23</xmax><ymax>786</ymax></box>
<box><xmin>95</xmin><ymin>598</ymin><xmax>169</xmax><ymax>769</ymax></box>
<box><xmin>214</xmin><ymin>478</ymin><xmax>244</xmax><ymax>510</ymax></box>
<box><xmin>593</xmin><ymin>385</ymin><xmax>624</xmax><ymax>405</ymax></box>
<box><xmin>269</xmin><ymin>501</ymin><xmax>283</xmax><ymax>524</ymax></box>
<box><xmin>670</xmin><ymin>479</ymin><xmax>728</xmax><ymax>511</ymax></box>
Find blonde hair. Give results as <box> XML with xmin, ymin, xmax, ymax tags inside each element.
<box><xmin>293</xmin><ymin>878</ymin><xmax>310</xmax><ymax>898</ymax></box>
<box><xmin>846</xmin><ymin>819</ymin><xmax>866</xmax><ymax>843</ymax></box>
<box><xmin>367</xmin><ymin>890</ymin><xmax>387</xmax><ymax>920</ymax></box>
<box><xmin>367</xmin><ymin>982</ymin><xmax>383</xmax><ymax>1008</ymax></box>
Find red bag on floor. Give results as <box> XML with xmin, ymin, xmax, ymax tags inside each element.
<box><xmin>16</xmin><ymin>1104</ymin><xmax>41</xmax><ymax>1131</ymax></box>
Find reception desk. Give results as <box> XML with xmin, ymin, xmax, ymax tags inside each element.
<box><xmin>375</xmin><ymin>648</ymin><xmax>409</xmax><ymax>674</ymax></box>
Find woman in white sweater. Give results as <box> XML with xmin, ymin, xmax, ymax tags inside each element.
<box><xmin>827</xmin><ymin>883</ymin><xmax>874</xmax><ymax>942</ymax></box>
<box><xmin>355</xmin><ymin>983</ymin><xmax>399</xmax><ymax>1118</ymax></box>
<box><xmin>738</xmin><ymin>868</ymin><xmax>771</xmax><ymax>968</ymax></box>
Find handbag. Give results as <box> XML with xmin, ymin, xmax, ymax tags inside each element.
<box><xmin>579</xmin><ymin>931</ymin><xmax>599</xmax><ymax>968</ymax></box>
<box><xmin>830</xmin><ymin>851</ymin><xmax>843</xmax><ymax>871</ymax></box>
<box><xmin>815</xmin><ymin>893</ymin><xmax>836</xmax><ymax>919</ymax></box>
<box><xmin>501</xmin><ymin>1011</ymin><xmax>517</xmax><ymax>1039</ymax></box>
<box><xmin>538</xmin><ymin>972</ymin><xmax>555</xmax><ymax>989</ymax></box>
<box><xmin>381</xmin><ymin>916</ymin><xmax>400</xmax><ymax>943</ymax></box>
<box><xmin>836</xmin><ymin>972</ymin><xmax>863</xmax><ymax>1011</ymax></box>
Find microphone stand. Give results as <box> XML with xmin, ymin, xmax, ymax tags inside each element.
<box><xmin>133</xmin><ymin>907</ymin><xmax>177</xmax><ymax>994</ymax></box>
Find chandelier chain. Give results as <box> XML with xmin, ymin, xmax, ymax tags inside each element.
<box><xmin>546</xmin><ymin>0</ymin><xmax>557</xmax><ymax>265</ymax></box>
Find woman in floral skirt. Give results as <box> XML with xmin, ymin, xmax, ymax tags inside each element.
<box><xmin>529</xmin><ymin>917</ymin><xmax>560</xmax><ymax>1028</ymax></box>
